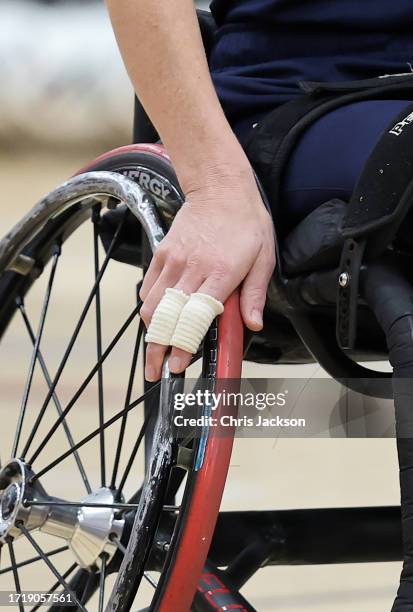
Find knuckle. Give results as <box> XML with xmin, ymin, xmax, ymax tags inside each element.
<box><xmin>140</xmin><ymin>304</ymin><xmax>152</xmax><ymax>324</ymax></box>
<box><xmin>146</xmin><ymin>342</ymin><xmax>165</xmax><ymax>358</ymax></box>
<box><xmin>245</xmin><ymin>285</ymin><xmax>266</xmax><ymax>302</ymax></box>
<box><xmin>210</xmin><ymin>269</ymin><xmax>226</xmax><ymax>283</ymax></box>
<box><xmin>186</xmin><ymin>256</ymin><xmax>200</xmax><ymax>270</ymax></box>
<box><xmin>213</xmin><ymin>258</ymin><xmax>232</xmax><ymax>278</ymax></box>
<box><xmin>139</xmin><ymin>287</ymin><xmax>146</xmax><ymax>301</ymax></box>
<box><xmin>167</xmin><ymin>252</ymin><xmax>186</xmax><ymax>268</ymax></box>
<box><xmin>139</xmin><ymin>280</ymin><xmax>151</xmax><ymax>299</ymax></box>
<box><xmin>154</xmin><ymin>245</ymin><xmax>168</xmax><ymax>262</ymax></box>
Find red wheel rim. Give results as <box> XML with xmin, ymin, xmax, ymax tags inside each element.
<box><xmin>157</xmin><ymin>291</ymin><xmax>243</xmax><ymax>612</ymax></box>
<box><xmin>76</xmin><ymin>147</ymin><xmax>244</xmax><ymax>611</ymax></box>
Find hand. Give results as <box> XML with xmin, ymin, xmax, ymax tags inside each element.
<box><xmin>139</xmin><ymin>164</ymin><xmax>276</xmax><ymax>381</ymax></box>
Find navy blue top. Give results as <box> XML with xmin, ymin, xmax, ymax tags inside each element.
<box><xmin>209</xmin><ymin>1</ymin><xmax>413</xmax><ymax>136</ymax></box>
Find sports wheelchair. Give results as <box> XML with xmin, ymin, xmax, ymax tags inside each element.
<box><xmin>1</xmin><ymin>9</ymin><xmax>412</xmax><ymax>612</ymax></box>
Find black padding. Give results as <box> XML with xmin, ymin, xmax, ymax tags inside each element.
<box><xmin>343</xmin><ymin>102</ymin><xmax>413</xmax><ymax>247</ymax></box>
<box><xmin>282</xmin><ymin>199</ymin><xmax>346</xmax><ymax>276</ymax></box>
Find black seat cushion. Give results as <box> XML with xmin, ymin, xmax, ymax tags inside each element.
<box><xmin>282</xmin><ymin>199</ymin><xmax>347</xmax><ymax>276</ymax></box>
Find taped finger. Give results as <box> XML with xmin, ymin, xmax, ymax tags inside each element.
<box><xmin>145</xmin><ymin>288</ymin><xmax>189</xmax><ymax>346</ymax></box>
<box><xmin>170</xmin><ymin>292</ymin><xmax>224</xmax><ymax>354</ymax></box>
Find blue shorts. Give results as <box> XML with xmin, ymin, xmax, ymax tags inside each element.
<box><xmin>238</xmin><ymin>99</ymin><xmax>412</xmax><ymax>227</ymax></box>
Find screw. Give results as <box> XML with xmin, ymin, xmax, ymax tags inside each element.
<box><xmin>339</xmin><ymin>272</ymin><xmax>350</xmax><ymax>288</ymax></box>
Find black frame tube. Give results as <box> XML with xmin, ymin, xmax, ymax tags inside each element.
<box><xmin>210</xmin><ymin>507</ymin><xmax>402</xmax><ymax>567</ymax></box>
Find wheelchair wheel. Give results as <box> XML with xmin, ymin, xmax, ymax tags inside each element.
<box><xmin>0</xmin><ymin>145</ymin><xmax>243</xmax><ymax>611</ymax></box>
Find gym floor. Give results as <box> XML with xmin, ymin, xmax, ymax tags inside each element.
<box><xmin>0</xmin><ymin>150</ymin><xmax>402</xmax><ymax>611</ymax></box>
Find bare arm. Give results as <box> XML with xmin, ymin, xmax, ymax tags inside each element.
<box><xmin>106</xmin><ymin>0</ymin><xmax>248</xmax><ymax>191</ymax></box>
<box><xmin>106</xmin><ymin>0</ymin><xmax>276</xmax><ymax>380</ymax></box>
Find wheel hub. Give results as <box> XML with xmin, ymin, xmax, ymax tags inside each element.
<box><xmin>0</xmin><ymin>459</ymin><xmax>125</xmax><ymax>569</ymax></box>
<box><xmin>1</xmin><ymin>484</ymin><xmax>19</xmax><ymax>520</ymax></box>
<box><xmin>0</xmin><ymin>459</ymin><xmax>29</xmax><ymax>541</ymax></box>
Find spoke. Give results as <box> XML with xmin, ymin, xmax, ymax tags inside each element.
<box><xmin>111</xmin><ymin>535</ymin><xmax>167</xmax><ymax>592</ymax></box>
<box><xmin>110</xmin><ymin>535</ymin><xmax>126</xmax><ymax>555</ymax></box>
<box><xmin>110</xmin><ymin>538</ymin><xmax>176</xmax><ymax>593</ymax></box>
<box><xmin>21</xmin><ymin>215</ymin><xmax>126</xmax><ymax>460</ymax></box>
<box><xmin>12</xmin><ymin>248</ymin><xmax>60</xmax><ymax>458</ymax></box>
<box><xmin>18</xmin><ymin>303</ymin><xmax>91</xmax><ymax>494</ymax></box>
<box><xmin>80</xmin><ymin>570</ymin><xmax>98</xmax><ymax>607</ymax></box>
<box><xmin>0</xmin><ymin>545</ymin><xmax>68</xmax><ymax>576</ymax></box>
<box><xmin>28</xmin><ymin>303</ymin><xmax>141</xmax><ymax>467</ymax></box>
<box><xmin>7</xmin><ymin>539</ymin><xmax>24</xmax><ymax>612</ymax></box>
<box><xmin>128</xmin><ymin>384</ymin><xmax>160</xmax><ymax>411</ymax></box>
<box><xmin>111</xmin><ymin>320</ymin><xmax>144</xmax><ymax>489</ymax></box>
<box><xmin>17</xmin><ymin>524</ymin><xmax>86</xmax><ymax>612</ymax></box>
<box><xmin>24</xmin><ymin>500</ymin><xmax>140</xmax><ymax>510</ymax></box>
<box><xmin>93</xmin><ymin>211</ymin><xmax>106</xmax><ymax>487</ymax></box>
<box><xmin>143</xmin><ymin>572</ymin><xmax>158</xmax><ymax>589</ymax></box>
<box><xmin>117</xmin><ymin>416</ymin><xmax>150</xmax><ymax>496</ymax></box>
<box><xmin>23</xmin><ymin>498</ymin><xmax>177</xmax><ymax>511</ymax></box>
<box><xmin>30</xmin><ymin>563</ymin><xmax>77</xmax><ymax>612</ymax></box>
<box><xmin>98</xmin><ymin>554</ymin><xmax>107</xmax><ymax>612</ymax></box>
<box><xmin>29</xmin><ymin>383</ymin><xmax>160</xmax><ymax>484</ymax></box>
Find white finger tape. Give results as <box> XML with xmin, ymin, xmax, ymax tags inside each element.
<box><xmin>145</xmin><ymin>288</ymin><xmax>189</xmax><ymax>346</ymax></box>
<box><xmin>171</xmin><ymin>292</ymin><xmax>224</xmax><ymax>354</ymax></box>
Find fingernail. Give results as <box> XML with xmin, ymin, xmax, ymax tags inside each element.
<box><xmin>145</xmin><ymin>365</ymin><xmax>156</xmax><ymax>381</ymax></box>
<box><xmin>169</xmin><ymin>356</ymin><xmax>182</xmax><ymax>373</ymax></box>
<box><xmin>251</xmin><ymin>309</ymin><xmax>263</xmax><ymax>328</ymax></box>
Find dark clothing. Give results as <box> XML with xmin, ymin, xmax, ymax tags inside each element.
<box><xmin>281</xmin><ymin>99</ymin><xmax>412</xmax><ymax>225</ymax></box>
<box><xmin>209</xmin><ymin>0</ymin><xmax>413</xmax><ymax>137</ymax></box>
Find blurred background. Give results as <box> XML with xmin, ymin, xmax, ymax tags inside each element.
<box><xmin>0</xmin><ymin>2</ymin><xmax>404</xmax><ymax>611</ymax></box>
<box><xmin>0</xmin><ymin>0</ymin><xmax>209</xmax><ymax>152</ymax></box>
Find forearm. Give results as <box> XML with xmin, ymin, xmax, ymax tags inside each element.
<box><xmin>106</xmin><ymin>0</ymin><xmax>250</xmax><ymax>191</ymax></box>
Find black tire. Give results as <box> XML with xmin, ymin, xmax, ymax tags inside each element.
<box><xmin>0</xmin><ymin>150</ymin><xmax>217</xmax><ymax>611</ymax></box>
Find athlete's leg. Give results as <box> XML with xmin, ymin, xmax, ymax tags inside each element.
<box><xmin>282</xmin><ymin>99</ymin><xmax>413</xmax><ymax>227</ymax></box>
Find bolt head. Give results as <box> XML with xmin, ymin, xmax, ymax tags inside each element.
<box><xmin>339</xmin><ymin>272</ymin><xmax>350</xmax><ymax>288</ymax></box>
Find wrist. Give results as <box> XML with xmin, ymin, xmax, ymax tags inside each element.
<box><xmin>164</xmin><ymin>121</ymin><xmax>250</xmax><ymax>193</ymax></box>
<box><xmin>177</xmin><ymin>147</ymin><xmax>253</xmax><ymax>195</ymax></box>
